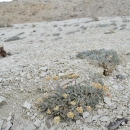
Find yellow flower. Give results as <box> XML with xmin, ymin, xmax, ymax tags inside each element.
<box><xmin>71</xmin><ymin>74</ymin><xmax>79</xmax><ymax>79</ymax></box>
<box><xmin>46</xmin><ymin>76</ymin><xmax>50</xmax><ymax>81</ymax></box>
<box><xmin>63</xmin><ymin>93</ymin><xmax>67</xmax><ymax>98</ymax></box>
<box><xmin>47</xmin><ymin>109</ymin><xmax>51</xmax><ymax>114</ymax></box>
<box><xmin>54</xmin><ymin>116</ymin><xmax>60</xmax><ymax>124</ymax></box>
<box><xmin>53</xmin><ymin>76</ymin><xmax>58</xmax><ymax>80</ymax></box>
<box><xmin>67</xmin><ymin>112</ymin><xmax>74</xmax><ymax>118</ymax></box>
<box><xmin>76</xmin><ymin>107</ymin><xmax>83</xmax><ymax>113</ymax></box>
<box><xmin>103</xmin><ymin>85</ymin><xmax>108</xmax><ymax>92</ymax></box>
<box><xmin>37</xmin><ymin>98</ymin><xmax>42</xmax><ymax>103</ymax></box>
<box><xmin>91</xmin><ymin>82</ymin><xmax>102</xmax><ymax>89</ymax></box>
<box><xmin>70</xmin><ymin>101</ymin><xmax>76</xmax><ymax>105</ymax></box>
<box><xmin>53</xmin><ymin>106</ymin><xmax>59</xmax><ymax>111</ymax></box>
<box><xmin>62</xmin><ymin>85</ymin><xmax>67</xmax><ymax>89</ymax></box>
<box><xmin>86</xmin><ymin>106</ymin><xmax>92</xmax><ymax>111</ymax></box>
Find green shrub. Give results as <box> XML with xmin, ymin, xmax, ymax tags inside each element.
<box><xmin>76</xmin><ymin>49</ymin><xmax>120</xmax><ymax>75</ymax></box>
<box><xmin>40</xmin><ymin>75</ymin><xmax>107</xmax><ymax>123</ymax></box>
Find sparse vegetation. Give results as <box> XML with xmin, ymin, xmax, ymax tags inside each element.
<box><xmin>76</xmin><ymin>49</ymin><xmax>120</xmax><ymax>76</ymax></box>
<box><xmin>40</xmin><ymin>74</ymin><xmax>108</xmax><ymax>123</ymax></box>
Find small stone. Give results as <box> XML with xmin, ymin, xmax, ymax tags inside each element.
<box><xmin>27</xmin><ymin>74</ymin><xmax>32</xmax><ymax>80</ymax></box>
<box><xmin>123</xmin><ymin>111</ymin><xmax>127</xmax><ymax>117</ymax></box>
<box><xmin>104</xmin><ymin>30</ymin><xmax>114</xmax><ymax>34</ymax></box>
<box><xmin>39</xmin><ymin>72</ymin><xmax>47</xmax><ymax>78</ymax></box>
<box><xmin>41</xmin><ymin>67</ymin><xmax>48</xmax><ymax>72</ymax></box>
<box><xmin>112</xmin><ymin>85</ymin><xmax>118</xmax><ymax>90</ymax></box>
<box><xmin>116</xmin><ymin>74</ymin><xmax>125</xmax><ymax>79</ymax></box>
<box><xmin>85</xmin><ymin>117</ymin><xmax>92</xmax><ymax>123</ymax></box>
<box><xmin>33</xmin><ymin>119</ymin><xmax>41</xmax><ymax>128</ymax></box>
<box><xmin>0</xmin><ymin>120</ymin><xmax>3</xmax><ymax>129</ymax></box>
<box><xmin>100</xmin><ymin>116</ymin><xmax>110</xmax><ymax>122</ymax></box>
<box><xmin>23</xmin><ymin>101</ymin><xmax>31</xmax><ymax>110</ymax></box>
<box><xmin>92</xmin><ymin>115</ymin><xmax>100</xmax><ymax>121</ymax></box>
<box><xmin>97</xmin><ymin>109</ymin><xmax>103</xmax><ymax>115</ymax></box>
<box><xmin>31</xmin><ymin>116</ymin><xmax>35</xmax><ymax>120</ymax></box>
<box><xmin>7</xmin><ymin>116</ymin><xmax>12</xmax><ymax>121</ymax></box>
<box><xmin>76</xmin><ymin>120</ymin><xmax>81</xmax><ymax>125</ymax></box>
<box><xmin>0</xmin><ymin>96</ymin><xmax>6</xmax><ymax>106</ymax></box>
<box><xmin>24</xmin><ymin>124</ymin><xmax>36</xmax><ymax>130</ymax></box>
<box><xmin>104</xmin><ymin>97</ymin><xmax>112</xmax><ymax>106</ymax></box>
<box><xmin>83</xmin><ymin>112</ymin><xmax>90</xmax><ymax>119</ymax></box>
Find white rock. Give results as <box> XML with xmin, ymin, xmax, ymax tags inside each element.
<box><xmin>112</xmin><ymin>85</ymin><xmax>118</xmax><ymax>90</ymax></box>
<box><xmin>33</xmin><ymin>119</ymin><xmax>41</xmax><ymax>128</ymax></box>
<box><xmin>76</xmin><ymin>120</ymin><xmax>81</xmax><ymax>125</ymax></box>
<box><xmin>0</xmin><ymin>120</ymin><xmax>3</xmax><ymax>130</ymax></box>
<box><xmin>5</xmin><ymin>121</ymin><xmax>12</xmax><ymax>130</ymax></box>
<box><xmin>41</xmin><ymin>67</ymin><xmax>48</xmax><ymax>71</ymax></box>
<box><xmin>104</xmin><ymin>97</ymin><xmax>112</xmax><ymax>106</ymax></box>
<box><xmin>100</xmin><ymin>116</ymin><xmax>110</xmax><ymax>122</ymax></box>
<box><xmin>83</xmin><ymin>112</ymin><xmax>90</xmax><ymax>118</ymax></box>
<box><xmin>24</xmin><ymin>124</ymin><xmax>36</xmax><ymax>130</ymax></box>
<box><xmin>23</xmin><ymin>101</ymin><xmax>31</xmax><ymax>110</ymax></box>
<box><xmin>58</xmin><ymin>73</ymin><xmax>64</xmax><ymax>77</ymax></box>
<box><xmin>39</xmin><ymin>72</ymin><xmax>47</xmax><ymax>78</ymax></box>
<box><xmin>7</xmin><ymin>116</ymin><xmax>12</xmax><ymax>121</ymax></box>
<box><xmin>92</xmin><ymin>115</ymin><xmax>100</xmax><ymax>121</ymax></box>
<box><xmin>85</xmin><ymin>117</ymin><xmax>92</xmax><ymax>123</ymax></box>
<box><xmin>27</xmin><ymin>74</ymin><xmax>32</xmax><ymax>79</ymax></box>
<box><xmin>97</xmin><ymin>109</ymin><xmax>103</xmax><ymax>115</ymax></box>
<box><xmin>0</xmin><ymin>96</ymin><xmax>6</xmax><ymax>105</ymax></box>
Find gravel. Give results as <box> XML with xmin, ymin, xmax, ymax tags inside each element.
<box><xmin>0</xmin><ymin>17</ymin><xmax>130</xmax><ymax>130</ymax></box>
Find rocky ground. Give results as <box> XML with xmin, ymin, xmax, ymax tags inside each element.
<box><xmin>0</xmin><ymin>17</ymin><xmax>130</xmax><ymax>130</ymax></box>
<box><xmin>0</xmin><ymin>0</ymin><xmax>130</xmax><ymax>24</ymax></box>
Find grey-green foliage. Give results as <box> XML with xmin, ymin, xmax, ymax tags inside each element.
<box><xmin>76</xmin><ymin>49</ymin><xmax>120</xmax><ymax>75</ymax></box>
<box><xmin>40</xmin><ymin>81</ymin><xmax>104</xmax><ymax>122</ymax></box>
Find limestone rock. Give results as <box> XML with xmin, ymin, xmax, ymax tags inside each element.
<box><xmin>83</xmin><ymin>112</ymin><xmax>90</xmax><ymax>119</ymax></box>
<box><xmin>33</xmin><ymin>119</ymin><xmax>41</xmax><ymax>128</ymax></box>
<box><xmin>100</xmin><ymin>116</ymin><xmax>110</xmax><ymax>122</ymax></box>
<box><xmin>23</xmin><ymin>101</ymin><xmax>31</xmax><ymax>110</ymax></box>
<box><xmin>104</xmin><ymin>97</ymin><xmax>112</xmax><ymax>106</ymax></box>
<box><xmin>39</xmin><ymin>72</ymin><xmax>47</xmax><ymax>78</ymax></box>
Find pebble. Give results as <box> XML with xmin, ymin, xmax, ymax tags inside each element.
<box><xmin>27</xmin><ymin>74</ymin><xmax>32</xmax><ymax>80</ymax></box>
<box><xmin>104</xmin><ymin>30</ymin><xmax>114</xmax><ymax>34</ymax></box>
<box><xmin>41</xmin><ymin>67</ymin><xmax>48</xmax><ymax>72</ymax></box>
<box><xmin>39</xmin><ymin>72</ymin><xmax>47</xmax><ymax>78</ymax></box>
<box><xmin>104</xmin><ymin>97</ymin><xmax>112</xmax><ymax>106</ymax></box>
<box><xmin>76</xmin><ymin>120</ymin><xmax>81</xmax><ymax>125</ymax></box>
<box><xmin>33</xmin><ymin>119</ymin><xmax>41</xmax><ymax>128</ymax></box>
<box><xmin>92</xmin><ymin>115</ymin><xmax>100</xmax><ymax>121</ymax></box>
<box><xmin>7</xmin><ymin>116</ymin><xmax>12</xmax><ymax>121</ymax></box>
<box><xmin>23</xmin><ymin>101</ymin><xmax>31</xmax><ymax>110</ymax></box>
<box><xmin>83</xmin><ymin>112</ymin><xmax>90</xmax><ymax>119</ymax></box>
<box><xmin>100</xmin><ymin>116</ymin><xmax>110</xmax><ymax>122</ymax></box>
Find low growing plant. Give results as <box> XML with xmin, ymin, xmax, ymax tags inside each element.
<box><xmin>40</xmin><ymin>75</ymin><xmax>108</xmax><ymax>123</ymax></box>
<box><xmin>76</xmin><ymin>49</ymin><xmax>120</xmax><ymax>75</ymax></box>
